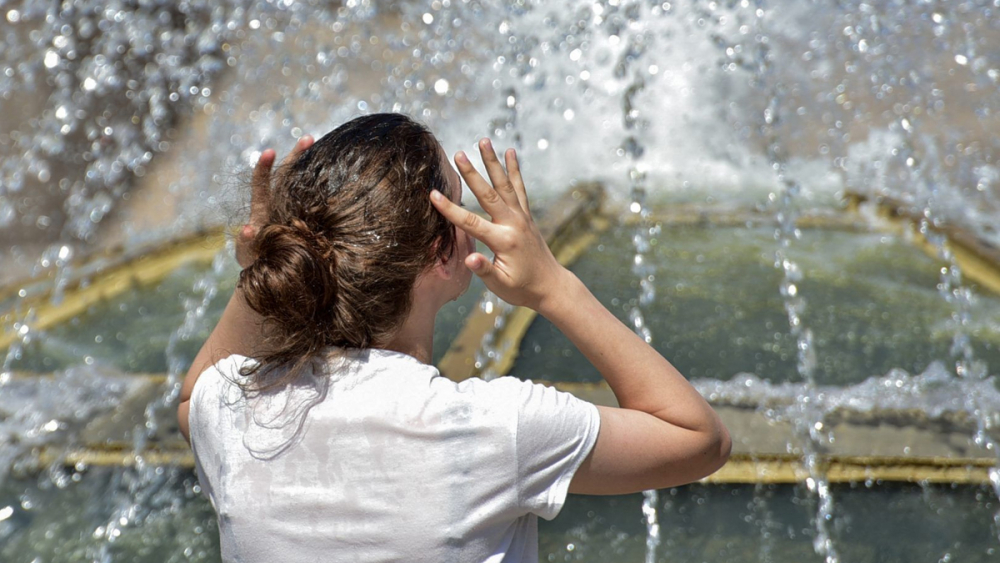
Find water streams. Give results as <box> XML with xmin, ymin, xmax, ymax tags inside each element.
<box><xmin>744</xmin><ymin>2</ymin><xmax>840</xmax><ymax>561</ymax></box>
<box><xmin>3</xmin><ymin>1</ymin><xmax>1000</xmax><ymax>561</ymax></box>
<box><xmin>611</xmin><ymin>1</ymin><xmax>661</xmax><ymax>560</ymax></box>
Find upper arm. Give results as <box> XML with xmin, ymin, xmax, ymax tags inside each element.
<box><xmin>177</xmin><ymin>347</ymin><xmax>220</xmax><ymax>443</ymax></box>
<box><xmin>177</xmin><ymin>354</ymin><xmax>217</xmax><ymax>444</ymax></box>
<box><xmin>568</xmin><ymin>405</ymin><xmax>731</xmax><ymax>495</ymax></box>
<box><xmin>178</xmin><ymin>400</ymin><xmax>192</xmax><ymax>443</ymax></box>
<box><xmin>177</xmin><ymin>289</ymin><xmax>262</xmax><ymax>443</ymax></box>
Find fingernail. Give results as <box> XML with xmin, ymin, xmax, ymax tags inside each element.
<box><xmin>456</xmin><ymin>151</ymin><xmax>468</xmax><ymax>163</ymax></box>
<box><xmin>481</xmin><ymin>138</ymin><xmax>492</xmax><ymax>149</ymax></box>
<box><xmin>430</xmin><ymin>189</ymin><xmax>443</xmax><ymax>201</ymax></box>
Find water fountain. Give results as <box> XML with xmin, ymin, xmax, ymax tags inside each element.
<box><xmin>3</xmin><ymin>1</ymin><xmax>1000</xmax><ymax>561</ymax></box>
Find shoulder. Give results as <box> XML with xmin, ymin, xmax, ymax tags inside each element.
<box><xmin>446</xmin><ymin>376</ymin><xmax>599</xmax><ymax>425</ymax></box>
<box><xmin>189</xmin><ymin>353</ymin><xmax>256</xmax><ymax>415</ymax></box>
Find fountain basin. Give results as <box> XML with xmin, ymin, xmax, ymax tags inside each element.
<box><xmin>3</xmin><ymin>191</ymin><xmax>1000</xmax><ymax>562</ymax></box>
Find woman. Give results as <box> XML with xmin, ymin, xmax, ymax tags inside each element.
<box><xmin>178</xmin><ymin>113</ymin><xmax>730</xmax><ymax>562</ymax></box>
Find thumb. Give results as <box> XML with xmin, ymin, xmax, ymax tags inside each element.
<box><xmin>465</xmin><ymin>253</ymin><xmax>493</xmax><ymax>278</ymax></box>
<box><xmin>239</xmin><ymin>224</ymin><xmax>256</xmax><ymax>241</ymax></box>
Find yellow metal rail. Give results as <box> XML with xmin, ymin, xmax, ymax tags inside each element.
<box><xmin>845</xmin><ymin>191</ymin><xmax>1000</xmax><ymax>296</ymax></box>
<box><xmin>31</xmin><ymin>443</ymin><xmax>996</xmax><ymax>486</ymax></box>
<box><xmin>1</xmin><ymin>228</ymin><xmax>228</xmax><ymax>350</ymax></box>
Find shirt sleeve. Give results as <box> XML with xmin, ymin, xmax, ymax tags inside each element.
<box><xmin>505</xmin><ymin>378</ymin><xmax>602</xmax><ymax>521</ymax></box>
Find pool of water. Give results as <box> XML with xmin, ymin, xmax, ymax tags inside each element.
<box><xmin>4</xmin><ymin>222</ymin><xmax>1000</xmax><ymax>560</ymax></box>
<box><xmin>11</xmin><ymin>252</ymin><xmax>486</xmax><ymax>375</ymax></box>
<box><xmin>18</xmin><ymin>225</ymin><xmax>1000</xmax><ymax>390</ymax></box>
<box><xmin>1</xmin><ymin>469</ymin><xmax>995</xmax><ymax>563</ymax></box>
<box><xmin>517</xmin><ymin>225</ymin><xmax>1000</xmax><ymax>387</ymax></box>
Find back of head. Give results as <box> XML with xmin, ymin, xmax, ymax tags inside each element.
<box><xmin>237</xmin><ymin>113</ymin><xmax>454</xmax><ymax>390</ymax></box>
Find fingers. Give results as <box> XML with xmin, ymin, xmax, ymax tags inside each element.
<box><xmin>250</xmin><ymin>136</ymin><xmax>314</xmax><ymax>227</ymax></box>
<box><xmin>478</xmin><ymin>138</ymin><xmax>521</xmax><ymax>211</ymax></box>
<box><xmin>504</xmin><ymin>148</ymin><xmax>530</xmax><ymax>214</ymax></box>
<box><xmin>454</xmin><ymin>150</ymin><xmax>513</xmax><ymax>222</ymax></box>
<box><xmin>235</xmin><ymin>224</ymin><xmax>258</xmax><ymax>268</ymax></box>
<box><xmin>250</xmin><ymin>149</ymin><xmax>277</xmax><ymax>226</ymax></box>
<box><xmin>430</xmin><ymin>189</ymin><xmax>498</xmax><ymax>242</ymax></box>
<box><xmin>282</xmin><ymin>135</ymin><xmax>314</xmax><ymax>168</ymax></box>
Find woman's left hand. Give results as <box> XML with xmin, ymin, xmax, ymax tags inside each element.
<box><xmin>236</xmin><ymin>136</ymin><xmax>315</xmax><ymax>268</ymax></box>
<box><xmin>429</xmin><ymin>139</ymin><xmax>568</xmax><ymax>312</ymax></box>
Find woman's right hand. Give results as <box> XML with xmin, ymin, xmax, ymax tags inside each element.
<box><xmin>429</xmin><ymin>138</ymin><xmax>569</xmax><ymax>312</ymax></box>
<box><xmin>236</xmin><ymin>136</ymin><xmax>315</xmax><ymax>268</ymax></box>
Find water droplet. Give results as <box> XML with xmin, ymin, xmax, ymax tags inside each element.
<box><xmin>44</xmin><ymin>51</ymin><xmax>60</xmax><ymax>68</ymax></box>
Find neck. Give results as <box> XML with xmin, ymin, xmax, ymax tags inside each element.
<box><xmin>383</xmin><ymin>298</ymin><xmax>439</xmax><ymax>365</ymax></box>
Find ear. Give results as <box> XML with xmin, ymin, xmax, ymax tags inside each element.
<box><xmin>427</xmin><ymin>236</ymin><xmax>455</xmax><ymax>280</ymax></box>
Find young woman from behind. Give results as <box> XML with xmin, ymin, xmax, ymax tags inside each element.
<box><xmin>178</xmin><ymin>113</ymin><xmax>731</xmax><ymax>562</ymax></box>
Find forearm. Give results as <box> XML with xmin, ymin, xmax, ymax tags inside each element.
<box><xmin>179</xmin><ymin>286</ymin><xmax>265</xmax><ymax>404</ymax></box>
<box><xmin>537</xmin><ymin>269</ymin><xmax>724</xmax><ymax>435</ymax></box>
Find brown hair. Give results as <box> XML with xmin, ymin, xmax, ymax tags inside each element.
<box><xmin>236</xmin><ymin>113</ymin><xmax>455</xmax><ymax>391</ymax></box>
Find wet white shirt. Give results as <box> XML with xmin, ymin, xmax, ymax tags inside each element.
<box><xmin>188</xmin><ymin>348</ymin><xmax>601</xmax><ymax>563</ymax></box>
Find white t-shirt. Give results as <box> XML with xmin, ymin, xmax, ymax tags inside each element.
<box><xmin>188</xmin><ymin>347</ymin><xmax>601</xmax><ymax>563</ymax></box>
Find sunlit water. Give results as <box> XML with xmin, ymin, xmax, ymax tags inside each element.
<box><xmin>3</xmin><ymin>0</ymin><xmax>1000</xmax><ymax>561</ymax></box>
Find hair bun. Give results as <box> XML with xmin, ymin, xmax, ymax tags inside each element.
<box><xmin>239</xmin><ymin>220</ymin><xmax>339</xmax><ymax>337</ymax></box>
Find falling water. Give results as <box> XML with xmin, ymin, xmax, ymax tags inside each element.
<box><xmin>4</xmin><ymin>1</ymin><xmax>1000</xmax><ymax>561</ymax></box>
<box><xmin>92</xmin><ymin>249</ymin><xmax>225</xmax><ymax>562</ymax></box>
<box><xmin>748</xmin><ymin>483</ymin><xmax>777</xmax><ymax>563</ymax></box>
<box><xmin>473</xmin><ymin>3</ymin><xmax>526</xmax><ymax>382</ymax></box>
<box><xmin>743</xmin><ymin>2</ymin><xmax>841</xmax><ymax>561</ymax></box>
<box><xmin>610</xmin><ymin>1</ymin><xmax>661</xmax><ymax>561</ymax></box>
<box><xmin>833</xmin><ymin>0</ymin><xmax>1000</xmax><ymax>542</ymax></box>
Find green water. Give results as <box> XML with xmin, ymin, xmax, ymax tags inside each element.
<box><xmin>1</xmin><ymin>470</ymin><xmax>995</xmax><ymax>563</ymax></box>
<box><xmin>18</xmin><ymin>226</ymin><xmax>1000</xmax><ymax>387</ymax></box>
<box><xmin>5</xmin><ymin>226</ymin><xmax>1000</xmax><ymax>562</ymax></box>
<box><xmin>12</xmin><ymin>255</ymin><xmax>484</xmax><ymax>374</ymax></box>
<box><xmin>515</xmin><ymin>226</ymin><xmax>1000</xmax><ymax>385</ymax></box>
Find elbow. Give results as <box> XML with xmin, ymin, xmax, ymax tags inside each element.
<box><xmin>705</xmin><ymin>422</ymin><xmax>732</xmax><ymax>475</ymax></box>
<box><xmin>716</xmin><ymin>423</ymin><xmax>733</xmax><ymax>467</ymax></box>
<box><xmin>693</xmin><ymin>421</ymin><xmax>731</xmax><ymax>480</ymax></box>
